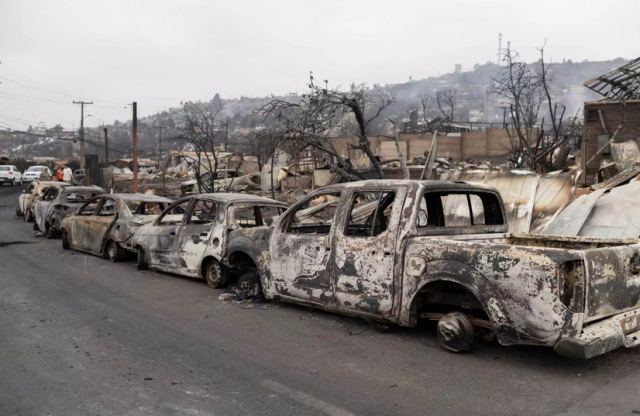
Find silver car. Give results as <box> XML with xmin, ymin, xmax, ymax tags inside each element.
<box><xmin>33</xmin><ymin>185</ymin><xmax>105</xmax><ymax>237</ymax></box>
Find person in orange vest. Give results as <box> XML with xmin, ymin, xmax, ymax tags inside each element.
<box><xmin>55</xmin><ymin>165</ymin><xmax>65</xmax><ymax>181</ymax></box>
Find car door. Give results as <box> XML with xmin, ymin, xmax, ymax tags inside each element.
<box><xmin>176</xmin><ymin>199</ymin><xmax>219</xmax><ymax>275</ymax></box>
<box><xmin>269</xmin><ymin>191</ymin><xmax>342</xmax><ymax>303</ymax></box>
<box><xmin>88</xmin><ymin>197</ymin><xmax>118</xmax><ymax>255</ymax></box>
<box><xmin>332</xmin><ymin>188</ymin><xmax>405</xmax><ymax>316</ymax></box>
<box><xmin>35</xmin><ymin>187</ymin><xmax>58</xmax><ymax>232</ymax></box>
<box><xmin>19</xmin><ymin>183</ymin><xmax>35</xmax><ymax>214</ymax></box>
<box><xmin>147</xmin><ymin>198</ymin><xmax>192</xmax><ymax>270</ymax></box>
<box><xmin>72</xmin><ymin>197</ymin><xmax>100</xmax><ymax>251</ymax></box>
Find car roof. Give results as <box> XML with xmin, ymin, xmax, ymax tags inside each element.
<box><xmin>62</xmin><ymin>185</ymin><xmax>104</xmax><ymax>193</ymax></box>
<box><xmin>316</xmin><ymin>179</ymin><xmax>499</xmax><ymax>193</ymax></box>
<box><xmin>189</xmin><ymin>192</ymin><xmax>288</xmax><ymax>206</ymax></box>
<box><xmin>103</xmin><ymin>193</ymin><xmax>173</xmax><ymax>203</ymax></box>
<box><xmin>36</xmin><ymin>181</ymin><xmax>70</xmax><ymax>187</ymax></box>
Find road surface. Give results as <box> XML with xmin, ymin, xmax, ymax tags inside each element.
<box><xmin>1</xmin><ymin>185</ymin><xmax>640</xmax><ymax>416</ymax></box>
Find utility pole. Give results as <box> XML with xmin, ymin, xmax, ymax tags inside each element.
<box><xmin>132</xmin><ymin>101</ymin><xmax>138</xmax><ymax>193</ymax></box>
<box><xmin>9</xmin><ymin>131</ymin><xmax>14</xmax><ymax>160</ymax></box>
<box><xmin>224</xmin><ymin>118</ymin><xmax>229</xmax><ymax>152</ymax></box>
<box><xmin>153</xmin><ymin>126</ymin><xmax>165</xmax><ymax>193</ymax></box>
<box><xmin>103</xmin><ymin>127</ymin><xmax>109</xmax><ymax>163</ymax></box>
<box><xmin>73</xmin><ymin>100</ymin><xmax>93</xmax><ymax>169</ymax></box>
<box><xmin>153</xmin><ymin>126</ymin><xmax>164</xmax><ymax>167</ymax></box>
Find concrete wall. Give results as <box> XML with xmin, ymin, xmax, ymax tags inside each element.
<box><xmin>328</xmin><ymin>129</ymin><xmax>518</xmax><ymax>164</ymax></box>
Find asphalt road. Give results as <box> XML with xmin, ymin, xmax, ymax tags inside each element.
<box><xmin>2</xmin><ymin>185</ymin><xmax>640</xmax><ymax>416</ymax></box>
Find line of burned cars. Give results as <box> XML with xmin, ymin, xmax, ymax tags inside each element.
<box><xmin>15</xmin><ymin>179</ymin><xmax>640</xmax><ymax>359</ymax></box>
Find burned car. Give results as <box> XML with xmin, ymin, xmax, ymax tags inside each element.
<box><xmin>18</xmin><ymin>180</ymin><xmax>70</xmax><ymax>222</ymax></box>
<box><xmin>131</xmin><ymin>193</ymin><xmax>287</xmax><ymax>290</ymax></box>
<box><xmin>61</xmin><ymin>193</ymin><xmax>173</xmax><ymax>261</ymax></box>
<box><xmin>33</xmin><ymin>185</ymin><xmax>104</xmax><ymax>237</ymax></box>
<box><xmin>243</xmin><ymin>179</ymin><xmax>640</xmax><ymax>359</ymax></box>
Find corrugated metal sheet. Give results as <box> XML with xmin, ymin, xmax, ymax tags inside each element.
<box><xmin>439</xmin><ymin>169</ymin><xmax>575</xmax><ymax>234</ymax></box>
<box><xmin>544</xmin><ymin>180</ymin><xmax>640</xmax><ymax>238</ymax></box>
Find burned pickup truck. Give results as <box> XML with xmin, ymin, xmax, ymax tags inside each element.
<box><xmin>252</xmin><ymin>179</ymin><xmax>640</xmax><ymax>359</ymax></box>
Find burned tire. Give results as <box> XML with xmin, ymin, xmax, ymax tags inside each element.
<box><xmin>45</xmin><ymin>223</ymin><xmax>55</xmax><ymax>238</ymax></box>
<box><xmin>204</xmin><ymin>259</ymin><xmax>226</xmax><ymax>288</ymax></box>
<box><xmin>436</xmin><ymin>312</ymin><xmax>474</xmax><ymax>353</ymax></box>
<box><xmin>137</xmin><ymin>247</ymin><xmax>149</xmax><ymax>270</ymax></box>
<box><xmin>105</xmin><ymin>240</ymin><xmax>125</xmax><ymax>262</ymax></box>
<box><xmin>236</xmin><ymin>269</ymin><xmax>263</xmax><ymax>300</ymax></box>
<box><xmin>61</xmin><ymin>229</ymin><xmax>70</xmax><ymax>249</ymax></box>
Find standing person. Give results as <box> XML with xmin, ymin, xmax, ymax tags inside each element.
<box><xmin>55</xmin><ymin>165</ymin><xmax>64</xmax><ymax>181</ymax></box>
<box><xmin>63</xmin><ymin>165</ymin><xmax>73</xmax><ymax>183</ymax></box>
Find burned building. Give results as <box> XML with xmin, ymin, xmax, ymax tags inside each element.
<box><xmin>581</xmin><ymin>58</ymin><xmax>640</xmax><ymax>183</ymax></box>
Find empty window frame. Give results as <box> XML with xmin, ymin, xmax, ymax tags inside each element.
<box><xmin>190</xmin><ymin>200</ymin><xmax>218</xmax><ymax>224</ymax></box>
<box><xmin>286</xmin><ymin>192</ymin><xmax>341</xmax><ymax>235</ymax></box>
<box><xmin>229</xmin><ymin>205</ymin><xmax>286</xmax><ymax>229</ymax></box>
<box><xmin>78</xmin><ymin>199</ymin><xmax>100</xmax><ymax>216</ymax></box>
<box><xmin>97</xmin><ymin>199</ymin><xmax>117</xmax><ymax>216</ymax></box>
<box><xmin>158</xmin><ymin>199</ymin><xmax>191</xmax><ymax>225</ymax></box>
<box><xmin>344</xmin><ymin>191</ymin><xmax>395</xmax><ymax>237</ymax></box>
<box><xmin>418</xmin><ymin>191</ymin><xmax>503</xmax><ymax>228</ymax></box>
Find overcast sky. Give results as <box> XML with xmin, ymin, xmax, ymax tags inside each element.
<box><xmin>0</xmin><ymin>0</ymin><xmax>638</xmax><ymax>130</ymax></box>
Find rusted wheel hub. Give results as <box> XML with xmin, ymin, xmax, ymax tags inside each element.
<box><xmin>437</xmin><ymin>312</ymin><xmax>474</xmax><ymax>352</ymax></box>
<box><xmin>205</xmin><ymin>260</ymin><xmax>225</xmax><ymax>288</ymax></box>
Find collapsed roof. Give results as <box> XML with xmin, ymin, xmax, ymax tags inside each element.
<box><xmin>584</xmin><ymin>57</ymin><xmax>640</xmax><ymax>100</ymax></box>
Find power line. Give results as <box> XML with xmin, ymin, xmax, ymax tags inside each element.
<box><xmin>0</xmin><ymin>91</ymin><xmax>72</xmax><ymax>105</ymax></box>
<box><xmin>0</xmin><ymin>74</ymin><xmax>76</xmax><ymax>99</ymax></box>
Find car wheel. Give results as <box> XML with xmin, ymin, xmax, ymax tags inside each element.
<box><xmin>16</xmin><ymin>205</ymin><xmax>22</xmax><ymax>217</ymax></box>
<box><xmin>235</xmin><ymin>269</ymin><xmax>263</xmax><ymax>299</ymax></box>
<box><xmin>61</xmin><ymin>229</ymin><xmax>71</xmax><ymax>249</ymax></box>
<box><xmin>105</xmin><ymin>240</ymin><xmax>125</xmax><ymax>262</ymax></box>
<box><xmin>45</xmin><ymin>222</ymin><xmax>57</xmax><ymax>239</ymax></box>
<box><xmin>436</xmin><ymin>312</ymin><xmax>475</xmax><ymax>353</ymax></box>
<box><xmin>136</xmin><ymin>247</ymin><xmax>149</xmax><ymax>270</ymax></box>
<box><xmin>24</xmin><ymin>210</ymin><xmax>33</xmax><ymax>222</ymax></box>
<box><xmin>204</xmin><ymin>259</ymin><xmax>226</xmax><ymax>288</ymax></box>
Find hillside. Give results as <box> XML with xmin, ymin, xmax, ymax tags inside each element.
<box><xmin>14</xmin><ymin>58</ymin><xmax>630</xmax><ymax>160</ymax></box>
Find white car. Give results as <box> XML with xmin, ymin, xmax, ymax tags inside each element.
<box><xmin>0</xmin><ymin>165</ymin><xmax>22</xmax><ymax>186</ymax></box>
<box><xmin>22</xmin><ymin>166</ymin><xmax>51</xmax><ymax>183</ymax></box>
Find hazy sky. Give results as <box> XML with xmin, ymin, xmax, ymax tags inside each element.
<box><xmin>0</xmin><ymin>0</ymin><xmax>638</xmax><ymax>130</ymax></box>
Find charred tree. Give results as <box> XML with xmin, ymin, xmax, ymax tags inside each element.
<box><xmin>258</xmin><ymin>73</ymin><xmax>391</xmax><ymax>180</ymax></box>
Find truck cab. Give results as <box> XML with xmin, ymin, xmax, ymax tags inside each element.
<box><xmin>262</xmin><ymin>180</ymin><xmax>640</xmax><ymax>358</ymax></box>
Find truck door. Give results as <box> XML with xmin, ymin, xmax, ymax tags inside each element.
<box><xmin>176</xmin><ymin>199</ymin><xmax>219</xmax><ymax>275</ymax></box>
<box><xmin>333</xmin><ymin>188</ymin><xmax>405</xmax><ymax>316</ymax></box>
<box><xmin>270</xmin><ymin>191</ymin><xmax>342</xmax><ymax>302</ymax></box>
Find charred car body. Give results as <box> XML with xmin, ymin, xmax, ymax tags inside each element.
<box><xmin>244</xmin><ymin>179</ymin><xmax>640</xmax><ymax>359</ymax></box>
<box><xmin>33</xmin><ymin>185</ymin><xmax>104</xmax><ymax>237</ymax></box>
<box><xmin>61</xmin><ymin>193</ymin><xmax>173</xmax><ymax>261</ymax></box>
<box><xmin>131</xmin><ymin>193</ymin><xmax>287</xmax><ymax>290</ymax></box>
<box><xmin>18</xmin><ymin>181</ymin><xmax>70</xmax><ymax>222</ymax></box>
